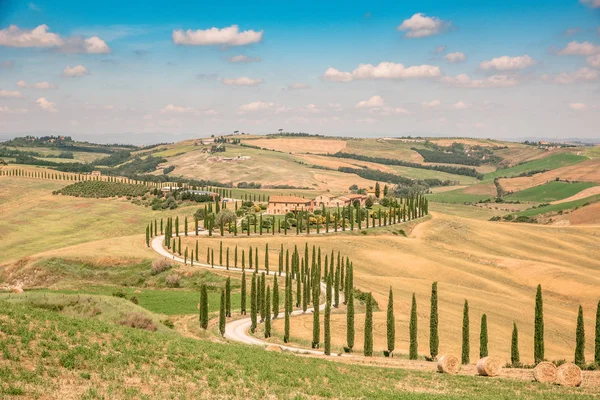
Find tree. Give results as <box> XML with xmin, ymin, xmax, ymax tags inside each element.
<box><xmin>480</xmin><ymin>314</ymin><xmax>488</xmax><ymax>358</ymax></box>
<box><xmin>409</xmin><ymin>293</ymin><xmax>418</xmax><ymax>360</ymax></box>
<box><xmin>364</xmin><ymin>294</ymin><xmax>373</xmax><ymax>356</ymax></box>
<box><xmin>241</xmin><ymin>270</ymin><xmax>247</xmax><ymax>315</ymax></box>
<box><xmin>219</xmin><ymin>289</ymin><xmax>226</xmax><ymax>337</ymax></box>
<box><xmin>250</xmin><ymin>274</ymin><xmax>257</xmax><ymax>333</ymax></box>
<box><xmin>511</xmin><ymin>322</ymin><xmax>520</xmax><ymax>366</ymax></box>
<box><xmin>199</xmin><ymin>284</ymin><xmax>208</xmax><ymax>329</ymax></box>
<box><xmin>145</xmin><ymin>225</ymin><xmax>150</xmax><ymax>247</ymax></box>
<box><xmin>225</xmin><ymin>277</ymin><xmax>232</xmax><ymax>317</ymax></box>
<box><xmin>534</xmin><ymin>284</ymin><xmax>545</xmax><ymax>364</ymax></box>
<box><xmin>375</xmin><ymin>182</ymin><xmax>381</xmax><ymax>198</ymax></box>
<box><xmin>346</xmin><ymin>287</ymin><xmax>355</xmax><ymax>352</ymax></box>
<box><xmin>324</xmin><ymin>275</ymin><xmax>332</xmax><ymax>355</ymax></box>
<box><xmin>575</xmin><ymin>305</ymin><xmax>585</xmax><ymax>366</ymax></box>
<box><xmin>596</xmin><ymin>300</ymin><xmax>600</xmax><ymax>364</ymax></box>
<box><xmin>260</xmin><ymin>272</ymin><xmax>266</xmax><ymax>322</ymax></box>
<box><xmin>264</xmin><ymin>286</ymin><xmax>272</xmax><ymax>338</ymax></box>
<box><xmin>312</xmin><ymin>279</ymin><xmax>320</xmax><ymax>349</ymax></box>
<box><xmin>462</xmin><ymin>300</ymin><xmax>470</xmax><ymax>365</ymax></box>
<box><xmin>284</xmin><ymin>275</ymin><xmax>291</xmax><ymax>343</ymax></box>
<box><xmin>272</xmin><ymin>276</ymin><xmax>279</xmax><ymax>319</ymax></box>
<box><xmin>430</xmin><ymin>282</ymin><xmax>439</xmax><ymax>359</ymax></box>
<box><xmin>387</xmin><ymin>287</ymin><xmax>395</xmax><ymax>354</ymax></box>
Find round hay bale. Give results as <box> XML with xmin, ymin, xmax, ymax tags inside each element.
<box><xmin>533</xmin><ymin>362</ymin><xmax>557</xmax><ymax>384</ymax></box>
<box><xmin>437</xmin><ymin>355</ymin><xmax>460</xmax><ymax>374</ymax></box>
<box><xmin>476</xmin><ymin>356</ymin><xmax>502</xmax><ymax>377</ymax></box>
<box><xmin>265</xmin><ymin>345</ymin><xmax>282</xmax><ymax>353</ymax></box>
<box><xmin>556</xmin><ymin>363</ymin><xmax>582</xmax><ymax>387</ymax></box>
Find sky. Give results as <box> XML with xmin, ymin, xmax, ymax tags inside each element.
<box><xmin>0</xmin><ymin>0</ymin><xmax>599</xmax><ymax>144</ymax></box>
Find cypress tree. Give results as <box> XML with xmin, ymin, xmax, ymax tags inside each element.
<box><xmin>234</xmin><ymin>245</ymin><xmax>238</xmax><ymax>268</ymax></box>
<box><xmin>334</xmin><ymin>264</ymin><xmax>340</xmax><ymax>308</ymax></box>
<box><xmin>265</xmin><ymin>287</ymin><xmax>271</xmax><ymax>338</ymax></box>
<box><xmin>219</xmin><ymin>289</ymin><xmax>226</xmax><ymax>337</ymax></box>
<box><xmin>575</xmin><ymin>305</ymin><xmax>585</xmax><ymax>366</ymax></box>
<box><xmin>347</xmin><ymin>286</ymin><xmax>355</xmax><ymax>351</ymax></box>
<box><xmin>241</xmin><ymin>270</ymin><xmax>247</xmax><ymax>315</ymax></box>
<box><xmin>195</xmin><ymin>240</ymin><xmax>199</xmax><ymax>261</ymax></box>
<box><xmin>430</xmin><ymin>282</ymin><xmax>439</xmax><ymax>359</ymax></box>
<box><xmin>145</xmin><ymin>225</ymin><xmax>150</xmax><ymax>247</ymax></box>
<box><xmin>225</xmin><ymin>277</ymin><xmax>231</xmax><ymax>317</ymax></box>
<box><xmin>199</xmin><ymin>284</ymin><xmax>208</xmax><ymax>329</ymax></box>
<box><xmin>255</xmin><ymin>247</ymin><xmax>259</xmax><ymax>274</ymax></box>
<box><xmin>219</xmin><ymin>241</ymin><xmax>223</xmax><ymax>265</ymax></box>
<box><xmin>260</xmin><ymin>272</ymin><xmax>266</xmax><ymax>322</ymax></box>
<box><xmin>324</xmin><ymin>275</ymin><xmax>332</xmax><ymax>355</ymax></box>
<box><xmin>480</xmin><ymin>314</ymin><xmax>488</xmax><ymax>358</ymax></box>
<box><xmin>265</xmin><ymin>243</ymin><xmax>269</xmax><ymax>275</ymax></box>
<box><xmin>249</xmin><ymin>247</ymin><xmax>253</xmax><ymax>270</ymax></box>
<box><xmin>462</xmin><ymin>300</ymin><xmax>470</xmax><ymax>365</ymax></box>
<box><xmin>409</xmin><ymin>293</ymin><xmax>418</xmax><ymax>360</ymax></box>
<box><xmin>226</xmin><ymin>247</ymin><xmax>230</xmax><ymax>270</ymax></box>
<box><xmin>387</xmin><ymin>287</ymin><xmax>395</xmax><ymax>354</ymax></box>
<box><xmin>596</xmin><ymin>300</ymin><xmax>600</xmax><ymax>364</ymax></box>
<box><xmin>364</xmin><ymin>293</ymin><xmax>373</xmax><ymax>356</ymax></box>
<box><xmin>534</xmin><ymin>284</ymin><xmax>545</xmax><ymax>364</ymax></box>
<box><xmin>250</xmin><ymin>274</ymin><xmax>257</xmax><ymax>333</ymax></box>
<box><xmin>272</xmin><ymin>276</ymin><xmax>279</xmax><ymax>319</ymax></box>
<box><xmin>178</xmin><ymin>237</ymin><xmax>182</xmax><ymax>255</ymax></box>
<box><xmin>511</xmin><ymin>322</ymin><xmax>520</xmax><ymax>366</ymax></box>
<box><xmin>184</xmin><ymin>217</ymin><xmax>188</xmax><ymax>236</ymax></box>
<box><xmin>312</xmin><ymin>281</ymin><xmax>320</xmax><ymax>349</ymax></box>
<box><xmin>284</xmin><ymin>275</ymin><xmax>290</xmax><ymax>343</ymax></box>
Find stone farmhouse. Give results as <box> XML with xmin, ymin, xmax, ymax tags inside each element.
<box><xmin>266</xmin><ymin>196</ymin><xmax>315</xmax><ymax>215</ymax></box>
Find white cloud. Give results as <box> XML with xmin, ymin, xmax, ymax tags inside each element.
<box><xmin>228</xmin><ymin>54</ymin><xmax>261</xmax><ymax>63</ymax></box>
<box><xmin>36</xmin><ymin>97</ymin><xmax>57</xmax><ymax>112</ymax></box>
<box><xmin>558</xmin><ymin>41</ymin><xmax>600</xmax><ymax>56</ymax></box>
<box><xmin>453</xmin><ymin>101</ymin><xmax>470</xmax><ymax>110</ymax></box>
<box><xmin>0</xmin><ymin>106</ymin><xmax>27</xmax><ymax>113</ymax></box>
<box><xmin>161</xmin><ymin>104</ymin><xmax>194</xmax><ymax>114</ymax></box>
<box><xmin>238</xmin><ymin>101</ymin><xmax>289</xmax><ymax>114</ymax></box>
<box><xmin>355</xmin><ymin>95</ymin><xmax>385</xmax><ymax>109</ymax></box>
<box><xmin>569</xmin><ymin>102</ymin><xmax>587</xmax><ymax>111</ymax></box>
<box><xmin>397</xmin><ymin>13</ymin><xmax>451</xmax><ymax>38</ymax></box>
<box><xmin>580</xmin><ymin>0</ymin><xmax>600</xmax><ymax>8</ymax></box>
<box><xmin>305</xmin><ymin>104</ymin><xmax>321</xmax><ymax>113</ymax></box>
<box><xmin>16</xmin><ymin>80</ymin><xmax>56</xmax><ymax>89</ymax></box>
<box><xmin>0</xmin><ymin>89</ymin><xmax>23</xmax><ymax>98</ymax></box>
<box><xmin>0</xmin><ymin>25</ymin><xmax>109</xmax><ymax>53</ymax></box>
<box><xmin>221</xmin><ymin>76</ymin><xmax>264</xmax><ymax>86</ymax></box>
<box><xmin>285</xmin><ymin>82</ymin><xmax>310</xmax><ymax>90</ymax></box>
<box><xmin>323</xmin><ymin>62</ymin><xmax>440</xmax><ymax>83</ymax></box>
<box><xmin>422</xmin><ymin>100</ymin><xmax>441</xmax><ymax>108</ymax></box>
<box><xmin>435</xmin><ymin>45</ymin><xmax>447</xmax><ymax>54</ymax></box>
<box><xmin>480</xmin><ymin>55</ymin><xmax>536</xmax><ymax>71</ymax></box>
<box><xmin>63</xmin><ymin>65</ymin><xmax>89</xmax><ymax>77</ymax></box>
<box><xmin>587</xmin><ymin>54</ymin><xmax>600</xmax><ymax>68</ymax></box>
<box><xmin>172</xmin><ymin>25</ymin><xmax>263</xmax><ymax>46</ymax></box>
<box><xmin>442</xmin><ymin>73</ymin><xmax>519</xmax><ymax>88</ymax></box>
<box><xmin>542</xmin><ymin>67</ymin><xmax>598</xmax><ymax>84</ymax></box>
<box><xmin>445</xmin><ymin>52</ymin><xmax>466</xmax><ymax>63</ymax></box>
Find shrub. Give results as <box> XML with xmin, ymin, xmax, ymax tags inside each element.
<box><xmin>165</xmin><ymin>273</ymin><xmax>181</xmax><ymax>288</ymax></box>
<box><xmin>151</xmin><ymin>258</ymin><xmax>172</xmax><ymax>275</ymax></box>
<box><xmin>129</xmin><ymin>296</ymin><xmax>139</xmax><ymax>305</ymax></box>
<box><xmin>162</xmin><ymin>319</ymin><xmax>175</xmax><ymax>329</ymax></box>
<box><xmin>119</xmin><ymin>312</ymin><xmax>157</xmax><ymax>331</ymax></box>
<box><xmin>112</xmin><ymin>290</ymin><xmax>127</xmax><ymax>298</ymax></box>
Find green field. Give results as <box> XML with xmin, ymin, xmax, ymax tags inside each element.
<box><xmin>505</xmin><ymin>181</ymin><xmax>597</xmax><ymax>203</ymax></box>
<box><xmin>0</xmin><ymin>301</ymin><xmax>594</xmax><ymax>399</ymax></box>
<box><xmin>426</xmin><ymin>188</ymin><xmax>493</xmax><ymax>204</ymax></box>
<box><xmin>484</xmin><ymin>153</ymin><xmax>587</xmax><ymax>181</ymax></box>
<box><xmin>516</xmin><ymin>194</ymin><xmax>600</xmax><ymax>217</ymax></box>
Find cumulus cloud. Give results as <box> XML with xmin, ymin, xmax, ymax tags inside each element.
<box><xmin>172</xmin><ymin>25</ymin><xmax>263</xmax><ymax>46</ymax></box>
<box><xmin>422</xmin><ymin>100</ymin><xmax>441</xmax><ymax>108</ymax></box>
<box><xmin>0</xmin><ymin>89</ymin><xmax>23</xmax><ymax>98</ymax></box>
<box><xmin>238</xmin><ymin>101</ymin><xmax>289</xmax><ymax>114</ymax></box>
<box><xmin>0</xmin><ymin>25</ymin><xmax>109</xmax><ymax>53</ymax></box>
<box><xmin>36</xmin><ymin>97</ymin><xmax>57</xmax><ymax>112</ymax></box>
<box><xmin>16</xmin><ymin>80</ymin><xmax>56</xmax><ymax>89</ymax></box>
<box><xmin>480</xmin><ymin>55</ymin><xmax>536</xmax><ymax>71</ymax></box>
<box><xmin>221</xmin><ymin>76</ymin><xmax>264</xmax><ymax>86</ymax></box>
<box><xmin>541</xmin><ymin>67</ymin><xmax>598</xmax><ymax>84</ymax></box>
<box><xmin>161</xmin><ymin>104</ymin><xmax>194</xmax><ymax>114</ymax></box>
<box><xmin>569</xmin><ymin>102</ymin><xmax>587</xmax><ymax>111</ymax></box>
<box><xmin>580</xmin><ymin>0</ymin><xmax>600</xmax><ymax>8</ymax></box>
<box><xmin>453</xmin><ymin>101</ymin><xmax>470</xmax><ymax>110</ymax></box>
<box><xmin>445</xmin><ymin>52</ymin><xmax>466</xmax><ymax>63</ymax></box>
<box><xmin>558</xmin><ymin>41</ymin><xmax>600</xmax><ymax>56</ymax></box>
<box><xmin>442</xmin><ymin>73</ymin><xmax>519</xmax><ymax>88</ymax></box>
<box><xmin>285</xmin><ymin>82</ymin><xmax>310</xmax><ymax>90</ymax></box>
<box><xmin>397</xmin><ymin>13</ymin><xmax>451</xmax><ymax>38</ymax></box>
<box><xmin>355</xmin><ymin>95</ymin><xmax>385</xmax><ymax>109</ymax></box>
<box><xmin>228</xmin><ymin>54</ymin><xmax>261</xmax><ymax>63</ymax></box>
<box><xmin>586</xmin><ymin>54</ymin><xmax>600</xmax><ymax>68</ymax></box>
<box><xmin>0</xmin><ymin>106</ymin><xmax>27</xmax><ymax>113</ymax></box>
<box><xmin>323</xmin><ymin>62</ymin><xmax>440</xmax><ymax>83</ymax></box>
<box><xmin>63</xmin><ymin>65</ymin><xmax>89</xmax><ymax>77</ymax></box>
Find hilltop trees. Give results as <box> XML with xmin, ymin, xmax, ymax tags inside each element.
<box><xmin>534</xmin><ymin>284</ymin><xmax>544</xmax><ymax>364</ymax></box>
<box><xmin>430</xmin><ymin>282</ymin><xmax>439</xmax><ymax>359</ymax></box>
<box><xmin>462</xmin><ymin>300</ymin><xmax>470</xmax><ymax>365</ymax></box>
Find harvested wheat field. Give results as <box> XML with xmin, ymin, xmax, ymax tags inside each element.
<box><xmin>245</xmin><ymin>137</ymin><xmax>348</xmax><ymax>154</ymax></box>
<box><xmin>552</xmin><ymin>186</ymin><xmax>600</xmax><ymax>204</ymax></box>
<box><xmin>500</xmin><ymin>159</ymin><xmax>600</xmax><ymax>192</ymax></box>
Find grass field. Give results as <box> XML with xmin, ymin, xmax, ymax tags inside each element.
<box><xmin>484</xmin><ymin>153</ymin><xmax>587</xmax><ymax>181</ymax></box>
<box><xmin>505</xmin><ymin>181</ymin><xmax>597</xmax><ymax>202</ymax></box>
<box><xmin>426</xmin><ymin>187</ymin><xmax>493</xmax><ymax>203</ymax></box>
<box><xmin>515</xmin><ymin>194</ymin><xmax>600</xmax><ymax>217</ymax></box>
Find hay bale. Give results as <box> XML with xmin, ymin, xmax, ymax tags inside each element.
<box><xmin>476</xmin><ymin>356</ymin><xmax>502</xmax><ymax>377</ymax></box>
<box><xmin>533</xmin><ymin>362</ymin><xmax>557</xmax><ymax>384</ymax></box>
<box><xmin>556</xmin><ymin>363</ymin><xmax>582</xmax><ymax>387</ymax></box>
<box><xmin>437</xmin><ymin>355</ymin><xmax>460</xmax><ymax>374</ymax></box>
<box><xmin>11</xmin><ymin>287</ymin><xmax>23</xmax><ymax>294</ymax></box>
<box><xmin>265</xmin><ymin>345</ymin><xmax>282</xmax><ymax>353</ymax></box>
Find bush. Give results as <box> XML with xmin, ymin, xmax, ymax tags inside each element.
<box><xmin>162</xmin><ymin>319</ymin><xmax>175</xmax><ymax>329</ymax></box>
<box><xmin>151</xmin><ymin>258</ymin><xmax>172</xmax><ymax>275</ymax></box>
<box><xmin>112</xmin><ymin>290</ymin><xmax>127</xmax><ymax>298</ymax></box>
<box><xmin>119</xmin><ymin>312</ymin><xmax>157</xmax><ymax>331</ymax></box>
<box><xmin>129</xmin><ymin>296</ymin><xmax>139</xmax><ymax>305</ymax></box>
<box><xmin>165</xmin><ymin>273</ymin><xmax>181</xmax><ymax>288</ymax></box>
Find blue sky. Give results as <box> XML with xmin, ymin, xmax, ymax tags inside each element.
<box><xmin>0</xmin><ymin>0</ymin><xmax>599</xmax><ymax>143</ymax></box>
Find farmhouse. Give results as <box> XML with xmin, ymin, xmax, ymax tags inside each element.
<box><xmin>314</xmin><ymin>194</ymin><xmax>336</xmax><ymax>207</ymax></box>
<box><xmin>339</xmin><ymin>193</ymin><xmax>367</xmax><ymax>207</ymax></box>
<box><xmin>315</xmin><ymin>193</ymin><xmax>368</xmax><ymax>208</ymax></box>
<box><xmin>267</xmin><ymin>196</ymin><xmax>315</xmax><ymax>215</ymax></box>
<box><xmin>90</xmin><ymin>170</ymin><xmax>101</xmax><ymax>177</ymax></box>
